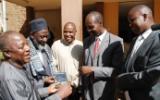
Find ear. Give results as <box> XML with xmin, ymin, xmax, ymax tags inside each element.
<box><xmin>143</xmin><ymin>14</ymin><xmax>147</xmax><ymax>21</ymax></box>
<box><xmin>3</xmin><ymin>50</ymin><xmax>11</xmax><ymax>58</ymax></box>
<box><xmin>74</xmin><ymin>29</ymin><xmax>77</xmax><ymax>33</ymax></box>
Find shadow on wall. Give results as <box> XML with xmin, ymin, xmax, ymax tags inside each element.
<box><xmin>19</xmin><ymin>19</ymin><xmax>30</xmax><ymax>37</ymax></box>
<box><xmin>20</xmin><ymin>7</ymin><xmax>35</xmax><ymax>37</ymax></box>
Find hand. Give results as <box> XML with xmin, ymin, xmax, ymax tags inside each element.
<box><xmin>115</xmin><ymin>89</ymin><xmax>125</xmax><ymax>100</ymax></box>
<box><xmin>80</xmin><ymin>66</ymin><xmax>93</xmax><ymax>75</ymax></box>
<box><xmin>56</xmin><ymin>84</ymin><xmax>72</xmax><ymax>99</ymax></box>
<box><xmin>43</xmin><ymin>76</ymin><xmax>55</xmax><ymax>84</ymax></box>
<box><xmin>48</xmin><ymin>83</ymin><xmax>59</xmax><ymax>94</ymax></box>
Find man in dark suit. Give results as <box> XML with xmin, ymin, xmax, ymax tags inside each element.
<box><xmin>116</xmin><ymin>5</ymin><xmax>160</xmax><ymax>100</ymax></box>
<box><xmin>80</xmin><ymin>11</ymin><xmax>124</xmax><ymax>100</ymax></box>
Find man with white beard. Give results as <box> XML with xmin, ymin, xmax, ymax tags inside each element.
<box><xmin>27</xmin><ymin>18</ymin><xmax>72</xmax><ymax>100</ymax></box>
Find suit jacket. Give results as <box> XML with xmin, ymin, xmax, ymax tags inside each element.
<box><xmin>83</xmin><ymin>31</ymin><xmax>124</xmax><ymax>100</ymax></box>
<box><xmin>117</xmin><ymin>30</ymin><xmax>160</xmax><ymax>100</ymax></box>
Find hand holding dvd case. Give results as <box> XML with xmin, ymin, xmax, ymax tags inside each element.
<box><xmin>53</xmin><ymin>72</ymin><xmax>67</xmax><ymax>83</ymax></box>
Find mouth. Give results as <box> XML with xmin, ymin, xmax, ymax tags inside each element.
<box><xmin>25</xmin><ymin>53</ymin><xmax>30</xmax><ymax>60</ymax></box>
<box><xmin>65</xmin><ymin>37</ymin><xmax>72</xmax><ymax>40</ymax></box>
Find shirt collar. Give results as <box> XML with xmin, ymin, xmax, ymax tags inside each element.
<box><xmin>141</xmin><ymin>28</ymin><xmax>152</xmax><ymax>39</ymax></box>
<box><xmin>96</xmin><ymin>30</ymin><xmax>106</xmax><ymax>41</ymax></box>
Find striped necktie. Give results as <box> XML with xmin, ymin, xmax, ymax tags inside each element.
<box><xmin>94</xmin><ymin>38</ymin><xmax>100</xmax><ymax>58</ymax></box>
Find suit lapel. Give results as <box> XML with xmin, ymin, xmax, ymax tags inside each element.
<box><xmin>126</xmin><ymin>31</ymin><xmax>155</xmax><ymax>71</ymax></box>
<box><xmin>86</xmin><ymin>36</ymin><xmax>96</xmax><ymax>61</ymax></box>
<box><xmin>125</xmin><ymin>37</ymin><xmax>137</xmax><ymax>68</ymax></box>
<box><xmin>133</xmin><ymin>31</ymin><xmax>155</xmax><ymax>59</ymax></box>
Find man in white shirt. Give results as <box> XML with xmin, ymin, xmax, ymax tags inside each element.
<box><xmin>51</xmin><ymin>22</ymin><xmax>83</xmax><ymax>99</ymax></box>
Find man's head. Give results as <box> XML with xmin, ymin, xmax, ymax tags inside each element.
<box><xmin>128</xmin><ymin>5</ymin><xmax>154</xmax><ymax>35</ymax></box>
<box><xmin>85</xmin><ymin>11</ymin><xmax>104</xmax><ymax>36</ymax></box>
<box><xmin>0</xmin><ymin>31</ymin><xmax>30</xmax><ymax>67</ymax></box>
<box><xmin>30</xmin><ymin>18</ymin><xmax>49</xmax><ymax>46</ymax></box>
<box><xmin>63</xmin><ymin>22</ymin><xmax>76</xmax><ymax>44</ymax></box>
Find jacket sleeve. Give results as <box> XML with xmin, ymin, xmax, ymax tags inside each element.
<box><xmin>116</xmin><ymin>35</ymin><xmax>160</xmax><ymax>90</ymax></box>
<box><xmin>116</xmin><ymin>66</ymin><xmax>160</xmax><ymax>90</ymax></box>
<box><xmin>44</xmin><ymin>93</ymin><xmax>61</xmax><ymax>100</ymax></box>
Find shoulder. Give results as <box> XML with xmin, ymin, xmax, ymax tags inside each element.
<box><xmin>51</xmin><ymin>40</ymin><xmax>61</xmax><ymax>48</ymax></box>
<box><xmin>109</xmin><ymin>32</ymin><xmax>123</xmax><ymax>42</ymax></box>
<box><xmin>84</xmin><ymin>36</ymin><xmax>92</xmax><ymax>43</ymax></box>
<box><xmin>0</xmin><ymin>62</ymin><xmax>16</xmax><ymax>80</ymax></box>
<box><xmin>83</xmin><ymin>36</ymin><xmax>94</xmax><ymax>49</ymax></box>
<box><xmin>150</xmin><ymin>30</ymin><xmax>160</xmax><ymax>45</ymax></box>
<box><xmin>153</xmin><ymin>30</ymin><xmax>160</xmax><ymax>36</ymax></box>
<box><xmin>27</xmin><ymin>37</ymin><xmax>33</xmax><ymax>46</ymax></box>
<box><xmin>74</xmin><ymin>40</ymin><xmax>83</xmax><ymax>46</ymax></box>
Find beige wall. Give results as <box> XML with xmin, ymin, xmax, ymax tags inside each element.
<box><xmin>61</xmin><ymin>0</ymin><xmax>82</xmax><ymax>41</ymax></box>
<box><xmin>6</xmin><ymin>1</ymin><xmax>26</xmax><ymax>33</ymax></box>
<box><xmin>35</xmin><ymin>9</ymin><xmax>61</xmax><ymax>40</ymax></box>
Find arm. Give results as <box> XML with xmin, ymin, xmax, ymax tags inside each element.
<box><xmin>2</xmin><ymin>80</ymin><xmax>36</xmax><ymax>100</ymax></box>
<box><xmin>116</xmin><ymin>38</ymin><xmax>160</xmax><ymax>90</ymax></box>
<box><xmin>45</xmin><ymin>84</ymin><xmax>72</xmax><ymax>100</ymax></box>
<box><xmin>81</xmin><ymin>41</ymin><xmax>124</xmax><ymax>78</ymax></box>
<box><xmin>45</xmin><ymin>94</ymin><xmax>61</xmax><ymax>100</ymax></box>
<box><xmin>51</xmin><ymin>42</ymin><xmax>59</xmax><ymax>69</ymax></box>
<box><xmin>38</xmin><ymin>83</ymin><xmax>58</xmax><ymax>98</ymax></box>
<box><xmin>116</xmin><ymin>66</ymin><xmax>160</xmax><ymax>90</ymax></box>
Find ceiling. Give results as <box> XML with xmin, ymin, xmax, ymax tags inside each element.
<box><xmin>7</xmin><ymin>0</ymin><xmax>62</xmax><ymax>10</ymax></box>
<box><xmin>7</xmin><ymin>0</ymin><xmax>152</xmax><ymax>11</ymax></box>
<box><xmin>7</xmin><ymin>0</ymin><xmax>97</xmax><ymax>10</ymax></box>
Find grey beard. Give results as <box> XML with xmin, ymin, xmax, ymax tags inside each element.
<box><xmin>38</xmin><ymin>44</ymin><xmax>46</xmax><ymax>51</ymax></box>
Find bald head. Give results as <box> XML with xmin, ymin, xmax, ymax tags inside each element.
<box><xmin>85</xmin><ymin>11</ymin><xmax>103</xmax><ymax>25</ymax></box>
<box><xmin>0</xmin><ymin>31</ymin><xmax>30</xmax><ymax>65</ymax></box>
<box><xmin>129</xmin><ymin>5</ymin><xmax>153</xmax><ymax>17</ymax></box>
<box><xmin>85</xmin><ymin>11</ymin><xmax>104</xmax><ymax>36</ymax></box>
<box><xmin>63</xmin><ymin>22</ymin><xmax>77</xmax><ymax>44</ymax></box>
<box><xmin>64</xmin><ymin>22</ymin><xmax>77</xmax><ymax>32</ymax></box>
<box><xmin>0</xmin><ymin>31</ymin><xmax>20</xmax><ymax>51</ymax></box>
<box><xmin>128</xmin><ymin>5</ymin><xmax>154</xmax><ymax>34</ymax></box>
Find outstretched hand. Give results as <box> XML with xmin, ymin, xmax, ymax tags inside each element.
<box><xmin>43</xmin><ymin>76</ymin><xmax>55</xmax><ymax>84</ymax></box>
<box><xmin>56</xmin><ymin>83</ymin><xmax>72</xmax><ymax>99</ymax></box>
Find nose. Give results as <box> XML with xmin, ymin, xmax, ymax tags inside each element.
<box><xmin>64</xmin><ymin>32</ymin><xmax>70</xmax><ymax>36</ymax></box>
<box><xmin>42</xmin><ymin>37</ymin><xmax>48</xmax><ymax>43</ymax></box>
<box><xmin>25</xmin><ymin>44</ymin><xmax>30</xmax><ymax>52</ymax></box>
<box><xmin>129</xmin><ymin>23</ymin><xmax>133</xmax><ymax>28</ymax></box>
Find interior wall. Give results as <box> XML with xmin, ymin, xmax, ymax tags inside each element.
<box><xmin>35</xmin><ymin>9</ymin><xmax>61</xmax><ymax>40</ymax></box>
<box><xmin>6</xmin><ymin>1</ymin><xmax>26</xmax><ymax>33</ymax></box>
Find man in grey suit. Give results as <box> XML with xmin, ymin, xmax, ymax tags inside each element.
<box><xmin>116</xmin><ymin>5</ymin><xmax>160</xmax><ymax>100</ymax></box>
<box><xmin>80</xmin><ymin>11</ymin><xmax>124</xmax><ymax>100</ymax></box>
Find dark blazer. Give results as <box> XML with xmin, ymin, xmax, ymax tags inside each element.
<box><xmin>117</xmin><ymin>30</ymin><xmax>160</xmax><ymax>100</ymax></box>
<box><xmin>83</xmin><ymin>31</ymin><xmax>124</xmax><ymax>100</ymax></box>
